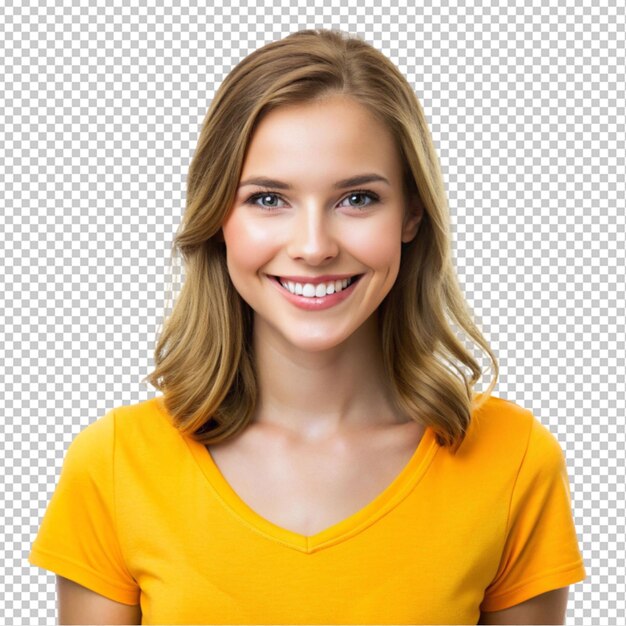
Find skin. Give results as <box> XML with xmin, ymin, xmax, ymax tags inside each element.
<box><xmin>221</xmin><ymin>94</ymin><xmax>423</xmax><ymax>446</ymax></box>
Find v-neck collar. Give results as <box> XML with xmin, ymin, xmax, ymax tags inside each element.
<box><xmin>184</xmin><ymin>420</ymin><xmax>439</xmax><ymax>554</ymax></box>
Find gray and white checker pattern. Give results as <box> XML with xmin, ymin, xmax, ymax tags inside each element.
<box><xmin>1</xmin><ymin>1</ymin><xmax>623</xmax><ymax>624</ymax></box>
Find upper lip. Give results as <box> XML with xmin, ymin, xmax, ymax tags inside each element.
<box><xmin>270</xmin><ymin>273</ymin><xmax>363</xmax><ymax>285</ymax></box>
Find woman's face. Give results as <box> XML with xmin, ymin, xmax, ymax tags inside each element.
<box><xmin>221</xmin><ymin>95</ymin><xmax>423</xmax><ymax>353</ymax></box>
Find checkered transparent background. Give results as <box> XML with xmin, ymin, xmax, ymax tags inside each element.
<box><xmin>2</xmin><ymin>1</ymin><xmax>624</xmax><ymax>624</ymax></box>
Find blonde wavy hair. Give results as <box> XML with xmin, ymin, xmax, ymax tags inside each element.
<box><xmin>142</xmin><ymin>27</ymin><xmax>499</xmax><ymax>452</ymax></box>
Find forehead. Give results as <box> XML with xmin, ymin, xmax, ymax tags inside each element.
<box><xmin>240</xmin><ymin>97</ymin><xmax>403</xmax><ymax>187</ymax></box>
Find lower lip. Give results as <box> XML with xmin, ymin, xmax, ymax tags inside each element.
<box><xmin>268</xmin><ymin>275</ymin><xmax>364</xmax><ymax>311</ymax></box>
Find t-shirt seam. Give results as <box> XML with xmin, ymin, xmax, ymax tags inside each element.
<box><xmin>30</xmin><ymin>544</ymin><xmax>138</xmax><ymax>595</ymax></box>
<box><xmin>500</xmin><ymin>411</ymin><xmax>535</xmax><ymax>555</ymax></box>
<box><xmin>190</xmin><ymin>424</ymin><xmax>440</xmax><ymax>555</ymax></box>
<box><xmin>484</xmin><ymin>558</ymin><xmax>585</xmax><ymax>599</ymax></box>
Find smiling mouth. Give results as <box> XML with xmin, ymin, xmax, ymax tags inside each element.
<box><xmin>269</xmin><ymin>273</ymin><xmax>365</xmax><ymax>304</ymax></box>
<box><xmin>270</xmin><ymin>274</ymin><xmax>365</xmax><ymax>296</ymax></box>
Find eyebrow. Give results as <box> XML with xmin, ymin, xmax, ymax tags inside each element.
<box><xmin>237</xmin><ymin>173</ymin><xmax>391</xmax><ymax>190</ymax></box>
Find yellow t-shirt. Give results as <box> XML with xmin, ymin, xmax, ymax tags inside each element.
<box><xmin>29</xmin><ymin>394</ymin><xmax>586</xmax><ymax>624</ymax></box>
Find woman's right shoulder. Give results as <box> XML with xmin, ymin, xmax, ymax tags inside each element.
<box><xmin>65</xmin><ymin>397</ymin><xmax>183</xmax><ymax>470</ymax></box>
<box><xmin>64</xmin><ymin>400</ymin><xmax>147</xmax><ymax>457</ymax></box>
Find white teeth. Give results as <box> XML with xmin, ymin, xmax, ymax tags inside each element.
<box><xmin>278</xmin><ymin>276</ymin><xmax>356</xmax><ymax>298</ymax></box>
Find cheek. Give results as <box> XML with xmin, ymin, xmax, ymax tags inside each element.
<box><xmin>345</xmin><ymin>220</ymin><xmax>402</xmax><ymax>269</ymax></box>
<box><xmin>222</xmin><ymin>212</ymin><xmax>277</xmax><ymax>275</ymax></box>
<box><xmin>360</xmin><ymin>234</ymin><xmax>399</xmax><ymax>267</ymax></box>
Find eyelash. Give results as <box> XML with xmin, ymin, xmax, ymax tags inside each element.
<box><xmin>244</xmin><ymin>189</ymin><xmax>381</xmax><ymax>211</ymax></box>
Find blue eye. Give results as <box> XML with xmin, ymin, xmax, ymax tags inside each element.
<box><xmin>244</xmin><ymin>189</ymin><xmax>380</xmax><ymax>211</ymax></box>
<box><xmin>245</xmin><ymin>191</ymin><xmax>285</xmax><ymax>210</ymax></box>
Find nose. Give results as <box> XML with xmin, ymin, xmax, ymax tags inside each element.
<box><xmin>286</xmin><ymin>205</ymin><xmax>339</xmax><ymax>265</ymax></box>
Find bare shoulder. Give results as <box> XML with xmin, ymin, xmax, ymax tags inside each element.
<box><xmin>479</xmin><ymin>586</ymin><xmax>569</xmax><ymax>625</ymax></box>
<box><xmin>57</xmin><ymin>575</ymin><xmax>141</xmax><ymax>625</ymax></box>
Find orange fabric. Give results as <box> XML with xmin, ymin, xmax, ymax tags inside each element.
<box><xmin>29</xmin><ymin>394</ymin><xmax>586</xmax><ymax>624</ymax></box>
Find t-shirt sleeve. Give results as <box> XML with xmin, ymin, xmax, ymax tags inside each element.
<box><xmin>480</xmin><ymin>415</ymin><xmax>587</xmax><ymax>612</ymax></box>
<box><xmin>28</xmin><ymin>408</ymin><xmax>140</xmax><ymax>606</ymax></box>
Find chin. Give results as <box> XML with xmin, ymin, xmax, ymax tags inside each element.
<box><xmin>293</xmin><ymin>339</ymin><xmax>348</xmax><ymax>353</ymax></box>
<box><xmin>283</xmin><ymin>325</ymin><xmax>363</xmax><ymax>353</ymax></box>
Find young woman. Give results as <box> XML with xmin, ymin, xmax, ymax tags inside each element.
<box><xmin>29</xmin><ymin>28</ymin><xmax>586</xmax><ymax>625</ymax></box>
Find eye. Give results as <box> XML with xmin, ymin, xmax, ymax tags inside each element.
<box><xmin>244</xmin><ymin>191</ymin><xmax>287</xmax><ymax>210</ymax></box>
<box><xmin>338</xmin><ymin>190</ymin><xmax>380</xmax><ymax>209</ymax></box>
<box><xmin>244</xmin><ymin>189</ymin><xmax>380</xmax><ymax>211</ymax></box>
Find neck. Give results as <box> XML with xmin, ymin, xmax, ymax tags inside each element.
<box><xmin>250</xmin><ymin>312</ymin><xmax>408</xmax><ymax>443</ymax></box>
